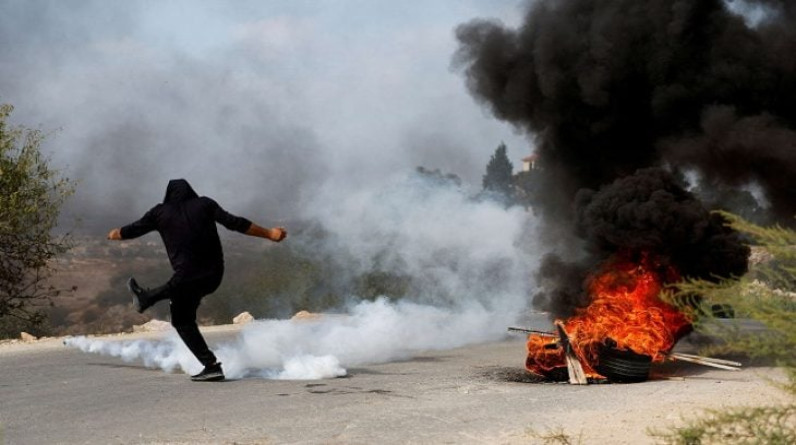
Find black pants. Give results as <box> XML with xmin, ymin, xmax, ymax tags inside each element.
<box><xmin>150</xmin><ymin>273</ymin><xmax>223</xmax><ymax>367</ymax></box>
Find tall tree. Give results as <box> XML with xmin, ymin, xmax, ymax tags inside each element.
<box><xmin>482</xmin><ymin>142</ymin><xmax>514</xmax><ymax>198</ymax></box>
<box><xmin>0</xmin><ymin>104</ymin><xmax>74</xmax><ymax>337</ymax></box>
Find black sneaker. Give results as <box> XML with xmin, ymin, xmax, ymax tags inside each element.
<box><xmin>191</xmin><ymin>362</ymin><xmax>225</xmax><ymax>382</ymax></box>
<box><xmin>127</xmin><ymin>277</ymin><xmax>150</xmax><ymax>313</ymax></box>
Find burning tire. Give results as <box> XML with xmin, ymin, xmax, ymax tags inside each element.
<box><xmin>596</xmin><ymin>347</ymin><xmax>652</xmax><ymax>383</ymax></box>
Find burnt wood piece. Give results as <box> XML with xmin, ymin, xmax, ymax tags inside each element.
<box><xmin>555</xmin><ymin>321</ymin><xmax>588</xmax><ymax>385</ymax></box>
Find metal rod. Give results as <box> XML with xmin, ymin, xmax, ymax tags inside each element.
<box><xmin>507</xmin><ymin>327</ymin><xmax>556</xmax><ymax>336</ymax></box>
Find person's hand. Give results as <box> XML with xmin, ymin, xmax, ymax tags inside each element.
<box><xmin>269</xmin><ymin>227</ymin><xmax>287</xmax><ymax>242</ymax></box>
<box><xmin>107</xmin><ymin>228</ymin><xmax>122</xmax><ymax>240</ymax></box>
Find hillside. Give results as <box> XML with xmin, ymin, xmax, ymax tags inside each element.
<box><xmin>42</xmin><ymin>236</ymin><xmax>269</xmax><ymax>336</ymax></box>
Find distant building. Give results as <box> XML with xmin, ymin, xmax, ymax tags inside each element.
<box><xmin>521</xmin><ymin>154</ymin><xmax>539</xmax><ymax>172</ymax></box>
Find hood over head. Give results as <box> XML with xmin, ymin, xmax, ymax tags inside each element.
<box><xmin>163</xmin><ymin>179</ymin><xmax>199</xmax><ymax>204</ymax></box>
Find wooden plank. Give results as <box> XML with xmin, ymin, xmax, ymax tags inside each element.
<box><xmin>669</xmin><ymin>352</ymin><xmax>741</xmax><ymax>371</ymax></box>
<box><xmin>669</xmin><ymin>352</ymin><xmax>742</xmax><ymax>367</ymax></box>
<box><xmin>555</xmin><ymin>321</ymin><xmax>588</xmax><ymax>385</ymax></box>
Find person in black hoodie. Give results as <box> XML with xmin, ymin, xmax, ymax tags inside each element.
<box><xmin>107</xmin><ymin>179</ymin><xmax>287</xmax><ymax>381</ymax></box>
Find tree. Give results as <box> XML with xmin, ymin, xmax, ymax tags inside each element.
<box><xmin>482</xmin><ymin>142</ymin><xmax>514</xmax><ymax>199</ymax></box>
<box><xmin>0</xmin><ymin>104</ymin><xmax>74</xmax><ymax>337</ymax></box>
<box><xmin>415</xmin><ymin>166</ymin><xmax>462</xmax><ymax>188</ymax></box>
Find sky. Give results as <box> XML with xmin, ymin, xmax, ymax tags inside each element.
<box><xmin>0</xmin><ymin>0</ymin><xmax>531</xmax><ymax>231</ymax></box>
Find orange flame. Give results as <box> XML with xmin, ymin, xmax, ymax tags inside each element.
<box><xmin>526</xmin><ymin>251</ymin><xmax>692</xmax><ymax>379</ymax></box>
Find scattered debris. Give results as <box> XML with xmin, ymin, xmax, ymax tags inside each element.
<box><xmin>292</xmin><ymin>310</ymin><xmax>322</xmax><ymax>321</ymax></box>
<box><xmin>748</xmin><ymin>246</ymin><xmax>774</xmax><ymax>266</ymax></box>
<box><xmin>132</xmin><ymin>319</ymin><xmax>171</xmax><ymax>332</ymax></box>
<box><xmin>233</xmin><ymin>311</ymin><xmax>255</xmax><ymax>324</ymax></box>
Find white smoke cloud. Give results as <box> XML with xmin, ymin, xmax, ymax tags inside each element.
<box><xmin>299</xmin><ymin>173</ymin><xmax>538</xmax><ymax>306</ymax></box>
<box><xmin>0</xmin><ymin>1</ymin><xmax>530</xmax><ymax>232</ymax></box>
<box><xmin>65</xmin><ymin>176</ymin><xmax>542</xmax><ymax>380</ymax></box>
<box><xmin>66</xmin><ymin>296</ymin><xmax>521</xmax><ymax>380</ymax></box>
<box><xmin>218</xmin><ymin>297</ymin><xmax>514</xmax><ymax>379</ymax></box>
<box><xmin>64</xmin><ymin>333</ymin><xmax>201</xmax><ymax>375</ymax></box>
<box><xmin>723</xmin><ymin>0</ymin><xmax>777</xmax><ymax>28</ymax></box>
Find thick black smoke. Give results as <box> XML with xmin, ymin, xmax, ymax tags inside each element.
<box><xmin>455</xmin><ymin>0</ymin><xmax>796</xmax><ymax>223</ymax></box>
<box><xmin>453</xmin><ymin>0</ymin><xmax>790</xmax><ymax>316</ymax></box>
<box><xmin>534</xmin><ymin>168</ymin><xmax>750</xmax><ymax>317</ymax></box>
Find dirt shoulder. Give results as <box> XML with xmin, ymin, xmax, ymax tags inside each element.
<box><xmin>0</xmin><ymin>322</ymin><xmax>243</xmax><ymax>355</ymax></box>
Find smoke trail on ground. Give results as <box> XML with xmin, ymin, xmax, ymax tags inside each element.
<box><xmin>65</xmin><ymin>297</ymin><xmax>520</xmax><ymax>379</ymax></box>
<box><xmin>64</xmin><ymin>334</ymin><xmax>199</xmax><ymax>374</ymax></box>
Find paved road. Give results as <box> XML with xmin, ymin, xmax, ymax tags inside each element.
<box><xmin>0</xmin><ymin>330</ymin><xmax>787</xmax><ymax>444</ymax></box>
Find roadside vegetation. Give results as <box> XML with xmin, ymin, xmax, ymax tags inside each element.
<box><xmin>0</xmin><ymin>104</ymin><xmax>75</xmax><ymax>338</ymax></box>
<box><xmin>651</xmin><ymin>212</ymin><xmax>796</xmax><ymax>444</ymax></box>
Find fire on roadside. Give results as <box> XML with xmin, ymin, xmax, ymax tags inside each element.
<box><xmin>525</xmin><ymin>250</ymin><xmax>692</xmax><ymax>381</ymax></box>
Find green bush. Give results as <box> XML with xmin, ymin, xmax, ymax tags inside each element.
<box><xmin>0</xmin><ymin>104</ymin><xmax>74</xmax><ymax>338</ymax></box>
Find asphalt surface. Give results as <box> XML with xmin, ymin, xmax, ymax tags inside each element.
<box><xmin>0</xmin><ymin>329</ymin><xmax>788</xmax><ymax>444</ymax></box>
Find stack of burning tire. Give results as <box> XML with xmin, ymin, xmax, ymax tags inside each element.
<box><xmin>596</xmin><ymin>341</ymin><xmax>653</xmax><ymax>383</ymax></box>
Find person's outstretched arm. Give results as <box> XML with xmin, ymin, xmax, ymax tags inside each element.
<box><xmin>245</xmin><ymin>223</ymin><xmax>287</xmax><ymax>242</ymax></box>
<box><xmin>207</xmin><ymin>197</ymin><xmax>287</xmax><ymax>242</ymax></box>
<box><xmin>108</xmin><ymin>207</ymin><xmax>159</xmax><ymax>240</ymax></box>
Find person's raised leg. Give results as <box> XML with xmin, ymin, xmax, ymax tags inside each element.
<box><xmin>127</xmin><ymin>277</ymin><xmax>171</xmax><ymax>313</ymax></box>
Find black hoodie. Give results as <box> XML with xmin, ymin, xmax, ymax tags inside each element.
<box><xmin>120</xmin><ymin>179</ymin><xmax>252</xmax><ymax>282</ymax></box>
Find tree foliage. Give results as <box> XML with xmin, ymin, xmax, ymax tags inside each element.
<box><xmin>415</xmin><ymin>166</ymin><xmax>462</xmax><ymax>188</ymax></box>
<box><xmin>482</xmin><ymin>142</ymin><xmax>514</xmax><ymax>198</ymax></box>
<box><xmin>653</xmin><ymin>211</ymin><xmax>796</xmax><ymax>444</ymax></box>
<box><xmin>0</xmin><ymin>104</ymin><xmax>74</xmax><ymax>337</ymax></box>
<box><xmin>671</xmin><ymin>212</ymin><xmax>796</xmax><ymax>371</ymax></box>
